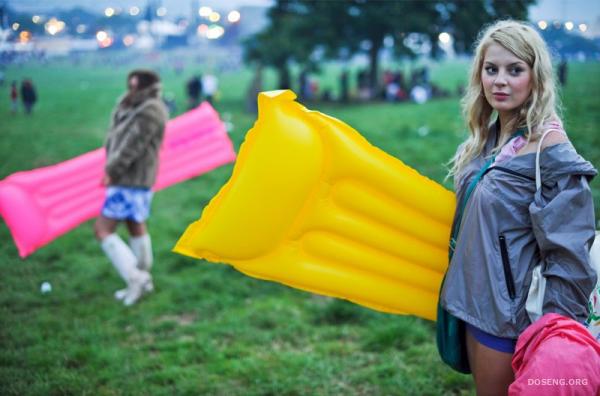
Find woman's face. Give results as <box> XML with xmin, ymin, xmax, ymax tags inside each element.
<box><xmin>481</xmin><ymin>43</ymin><xmax>532</xmax><ymax>116</ymax></box>
<box><xmin>128</xmin><ymin>75</ymin><xmax>139</xmax><ymax>91</ymax></box>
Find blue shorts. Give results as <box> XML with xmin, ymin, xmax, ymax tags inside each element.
<box><xmin>101</xmin><ymin>186</ymin><xmax>153</xmax><ymax>223</ymax></box>
<box><xmin>465</xmin><ymin>322</ymin><xmax>517</xmax><ymax>354</ymax></box>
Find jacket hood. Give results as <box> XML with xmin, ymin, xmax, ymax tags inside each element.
<box><xmin>539</xmin><ymin>142</ymin><xmax>597</xmax><ymax>182</ymax></box>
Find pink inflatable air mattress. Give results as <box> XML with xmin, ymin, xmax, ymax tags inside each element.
<box><xmin>0</xmin><ymin>102</ymin><xmax>236</xmax><ymax>257</ymax></box>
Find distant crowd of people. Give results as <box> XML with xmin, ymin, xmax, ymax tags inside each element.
<box><xmin>155</xmin><ymin>72</ymin><xmax>221</xmax><ymax>116</ymax></box>
<box><xmin>185</xmin><ymin>73</ymin><xmax>219</xmax><ymax>109</ymax></box>
<box><xmin>3</xmin><ymin>58</ymin><xmax>569</xmax><ymax>118</ymax></box>
<box><xmin>347</xmin><ymin>66</ymin><xmax>454</xmax><ymax>104</ymax></box>
<box><xmin>243</xmin><ymin>65</ymin><xmax>456</xmax><ymax>113</ymax></box>
<box><xmin>7</xmin><ymin>78</ymin><xmax>38</xmax><ymax>115</ymax></box>
<box><xmin>241</xmin><ymin>59</ymin><xmax>571</xmax><ymax>113</ymax></box>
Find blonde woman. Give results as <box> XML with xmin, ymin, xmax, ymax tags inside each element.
<box><xmin>438</xmin><ymin>20</ymin><xmax>597</xmax><ymax>394</ymax></box>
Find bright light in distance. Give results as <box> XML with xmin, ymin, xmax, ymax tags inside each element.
<box><xmin>579</xmin><ymin>23</ymin><xmax>588</xmax><ymax>32</ymax></box>
<box><xmin>96</xmin><ymin>30</ymin><xmax>108</xmax><ymax>41</ymax></box>
<box><xmin>206</xmin><ymin>25</ymin><xmax>224</xmax><ymax>39</ymax></box>
<box><xmin>228</xmin><ymin>10</ymin><xmax>241</xmax><ymax>23</ymax></box>
<box><xmin>76</xmin><ymin>24</ymin><xmax>87</xmax><ymax>34</ymax></box>
<box><xmin>383</xmin><ymin>35</ymin><xmax>394</xmax><ymax>47</ymax></box>
<box><xmin>537</xmin><ymin>20</ymin><xmax>547</xmax><ymax>30</ymax></box>
<box><xmin>157</xmin><ymin>7</ymin><xmax>167</xmax><ymax>17</ymax></box>
<box><xmin>197</xmin><ymin>24</ymin><xmax>208</xmax><ymax>36</ymax></box>
<box><xmin>12</xmin><ymin>23</ymin><xmax>19</xmax><ymax>30</ymax></box>
<box><xmin>130</xmin><ymin>6</ymin><xmax>140</xmax><ymax>16</ymax></box>
<box><xmin>32</xmin><ymin>15</ymin><xmax>41</xmax><ymax>23</ymax></box>
<box><xmin>199</xmin><ymin>6</ymin><xmax>212</xmax><ymax>17</ymax></box>
<box><xmin>209</xmin><ymin>12</ymin><xmax>220</xmax><ymax>22</ymax></box>
<box><xmin>45</xmin><ymin>18</ymin><xmax>66</xmax><ymax>36</ymax></box>
<box><xmin>97</xmin><ymin>32</ymin><xmax>113</xmax><ymax>48</ymax></box>
<box><xmin>19</xmin><ymin>31</ymin><xmax>31</xmax><ymax>43</ymax></box>
<box><xmin>105</xmin><ymin>7</ymin><xmax>115</xmax><ymax>17</ymax></box>
<box><xmin>438</xmin><ymin>32</ymin><xmax>451</xmax><ymax>44</ymax></box>
<box><xmin>564</xmin><ymin>21</ymin><xmax>574</xmax><ymax>30</ymax></box>
<box><xmin>123</xmin><ymin>35</ymin><xmax>135</xmax><ymax>46</ymax></box>
<box><xmin>99</xmin><ymin>38</ymin><xmax>113</xmax><ymax>48</ymax></box>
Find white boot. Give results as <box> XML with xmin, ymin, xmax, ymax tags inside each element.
<box><xmin>114</xmin><ymin>277</ymin><xmax>154</xmax><ymax>302</ymax></box>
<box><xmin>101</xmin><ymin>233</ymin><xmax>152</xmax><ymax>306</ymax></box>
<box><xmin>122</xmin><ymin>271</ymin><xmax>152</xmax><ymax>306</ymax></box>
<box><xmin>129</xmin><ymin>234</ymin><xmax>153</xmax><ymax>272</ymax></box>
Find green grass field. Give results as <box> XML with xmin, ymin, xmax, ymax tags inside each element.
<box><xmin>0</xmin><ymin>51</ymin><xmax>598</xmax><ymax>395</ymax></box>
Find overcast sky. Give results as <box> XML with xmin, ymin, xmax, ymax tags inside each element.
<box><xmin>7</xmin><ymin>0</ymin><xmax>600</xmax><ymax>25</ymax></box>
<box><xmin>7</xmin><ymin>0</ymin><xmax>274</xmax><ymax>16</ymax></box>
<box><xmin>529</xmin><ymin>0</ymin><xmax>600</xmax><ymax>24</ymax></box>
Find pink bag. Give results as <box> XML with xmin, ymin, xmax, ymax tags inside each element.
<box><xmin>510</xmin><ymin>313</ymin><xmax>600</xmax><ymax>395</ymax></box>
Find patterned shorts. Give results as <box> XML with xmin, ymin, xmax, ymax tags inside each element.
<box><xmin>101</xmin><ymin>186</ymin><xmax>154</xmax><ymax>223</ymax></box>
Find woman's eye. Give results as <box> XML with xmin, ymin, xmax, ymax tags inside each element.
<box><xmin>485</xmin><ymin>66</ymin><xmax>497</xmax><ymax>74</ymax></box>
<box><xmin>510</xmin><ymin>68</ymin><xmax>523</xmax><ymax>75</ymax></box>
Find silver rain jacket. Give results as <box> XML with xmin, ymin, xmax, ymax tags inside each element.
<box><xmin>440</xmin><ymin>123</ymin><xmax>597</xmax><ymax>339</ymax></box>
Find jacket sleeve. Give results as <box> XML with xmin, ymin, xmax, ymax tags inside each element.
<box><xmin>105</xmin><ymin>105</ymin><xmax>164</xmax><ymax>179</ymax></box>
<box><xmin>529</xmin><ymin>173</ymin><xmax>597</xmax><ymax>323</ymax></box>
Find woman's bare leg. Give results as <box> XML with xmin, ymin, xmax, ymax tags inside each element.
<box><xmin>125</xmin><ymin>220</ymin><xmax>147</xmax><ymax>237</ymax></box>
<box><xmin>94</xmin><ymin>215</ymin><xmax>119</xmax><ymax>240</ymax></box>
<box><xmin>466</xmin><ymin>327</ymin><xmax>515</xmax><ymax>396</ymax></box>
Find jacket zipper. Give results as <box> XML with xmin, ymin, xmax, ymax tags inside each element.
<box><xmin>499</xmin><ymin>235</ymin><xmax>516</xmax><ymax>300</ymax></box>
<box><xmin>483</xmin><ymin>166</ymin><xmax>535</xmax><ymax>182</ymax></box>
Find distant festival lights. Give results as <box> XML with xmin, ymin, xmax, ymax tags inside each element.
<box><xmin>96</xmin><ymin>31</ymin><xmax>108</xmax><ymax>41</ymax></box>
<box><xmin>19</xmin><ymin>31</ymin><xmax>31</xmax><ymax>43</ymax></box>
<box><xmin>96</xmin><ymin>30</ymin><xmax>113</xmax><ymax>48</ymax></box>
<box><xmin>36</xmin><ymin>6</ymin><xmax>600</xmax><ymax>50</ymax></box>
<box><xmin>156</xmin><ymin>7</ymin><xmax>167</xmax><ymax>17</ymax></box>
<box><xmin>227</xmin><ymin>10</ymin><xmax>241</xmax><ymax>23</ymax></box>
<box><xmin>206</xmin><ymin>25</ymin><xmax>224</xmax><ymax>39</ymax></box>
<box><xmin>537</xmin><ymin>19</ymin><xmax>589</xmax><ymax>33</ymax></box>
<box><xmin>123</xmin><ymin>35</ymin><xmax>135</xmax><ymax>47</ymax></box>
<box><xmin>209</xmin><ymin>12</ymin><xmax>221</xmax><ymax>22</ymax></box>
<box><xmin>438</xmin><ymin>32</ymin><xmax>451</xmax><ymax>44</ymax></box>
<box><xmin>199</xmin><ymin>7</ymin><xmax>212</xmax><ymax>17</ymax></box>
<box><xmin>44</xmin><ymin>18</ymin><xmax>66</xmax><ymax>36</ymax></box>
<box><xmin>197</xmin><ymin>24</ymin><xmax>209</xmax><ymax>36</ymax></box>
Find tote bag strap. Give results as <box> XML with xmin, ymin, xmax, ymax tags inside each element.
<box><xmin>535</xmin><ymin>128</ymin><xmax>566</xmax><ymax>190</ymax></box>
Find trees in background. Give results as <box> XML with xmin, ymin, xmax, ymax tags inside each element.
<box><xmin>244</xmin><ymin>0</ymin><xmax>534</xmax><ymax>98</ymax></box>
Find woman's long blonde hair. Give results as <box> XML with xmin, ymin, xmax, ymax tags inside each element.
<box><xmin>448</xmin><ymin>20</ymin><xmax>562</xmax><ymax>179</ymax></box>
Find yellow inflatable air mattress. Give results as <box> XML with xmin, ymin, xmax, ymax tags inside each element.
<box><xmin>174</xmin><ymin>90</ymin><xmax>456</xmax><ymax>321</ymax></box>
